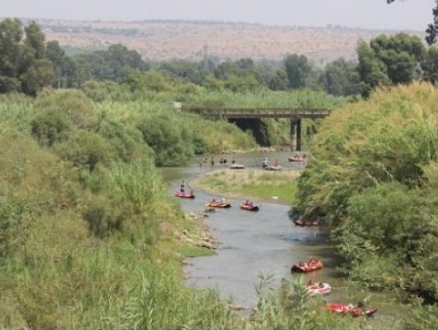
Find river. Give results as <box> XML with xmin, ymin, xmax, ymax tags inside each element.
<box><xmin>161</xmin><ymin>151</ymin><xmax>409</xmax><ymax>318</ymax></box>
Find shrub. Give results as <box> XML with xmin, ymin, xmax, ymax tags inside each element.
<box><xmin>54</xmin><ymin>131</ymin><xmax>111</xmax><ymax>171</ymax></box>
<box><xmin>30</xmin><ymin>108</ymin><xmax>72</xmax><ymax>146</ymax></box>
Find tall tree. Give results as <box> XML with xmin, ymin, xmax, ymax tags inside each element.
<box><xmin>421</xmin><ymin>47</ymin><xmax>438</xmax><ymax>83</ymax></box>
<box><xmin>319</xmin><ymin>58</ymin><xmax>360</xmax><ymax>96</ymax></box>
<box><xmin>46</xmin><ymin>40</ymin><xmax>77</xmax><ymax>88</ymax></box>
<box><xmin>24</xmin><ymin>21</ymin><xmax>46</xmax><ymax>59</ymax></box>
<box><xmin>356</xmin><ymin>40</ymin><xmax>390</xmax><ymax>98</ymax></box>
<box><xmin>284</xmin><ymin>54</ymin><xmax>311</xmax><ymax>89</ymax></box>
<box><xmin>71</xmin><ymin>44</ymin><xmax>147</xmax><ymax>84</ymax></box>
<box><xmin>106</xmin><ymin>43</ymin><xmax>148</xmax><ymax>80</ymax></box>
<box><xmin>0</xmin><ymin>18</ymin><xmax>23</xmax><ymax>92</ymax></box>
<box><xmin>46</xmin><ymin>40</ymin><xmax>66</xmax><ymax>88</ymax></box>
<box><xmin>21</xmin><ymin>59</ymin><xmax>55</xmax><ymax>96</ymax></box>
<box><xmin>268</xmin><ymin>68</ymin><xmax>288</xmax><ymax>91</ymax></box>
<box><xmin>0</xmin><ymin>19</ymin><xmax>54</xmax><ymax>96</ymax></box>
<box><xmin>378</xmin><ymin>49</ymin><xmax>415</xmax><ymax>84</ymax></box>
<box><xmin>357</xmin><ymin>34</ymin><xmax>426</xmax><ymax>97</ymax></box>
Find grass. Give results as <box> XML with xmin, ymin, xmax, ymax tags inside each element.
<box><xmin>190</xmin><ymin>169</ymin><xmax>301</xmax><ymax>204</ymax></box>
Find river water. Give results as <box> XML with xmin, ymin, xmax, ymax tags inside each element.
<box><xmin>161</xmin><ymin>151</ymin><xmax>409</xmax><ymax>318</ymax></box>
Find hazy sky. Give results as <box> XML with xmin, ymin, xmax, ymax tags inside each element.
<box><xmin>0</xmin><ymin>0</ymin><xmax>433</xmax><ymax>31</ymax></box>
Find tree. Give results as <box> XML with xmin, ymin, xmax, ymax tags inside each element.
<box><xmin>47</xmin><ymin>40</ymin><xmax>76</xmax><ymax>89</ymax></box>
<box><xmin>122</xmin><ymin>70</ymin><xmax>173</xmax><ymax>92</ymax></box>
<box><xmin>387</xmin><ymin>0</ymin><xmax>438</xmax><ymax>45</ymax></box>
<box><xmin>213</xmin><ymin>58</ymin><xmax>263</xmax><ymax>84</ymax></box>
<box><xmin>24</xmin><ymin>21</ymin><xmax>46</xmax><ymax>59</ymax></box>
<box><xmin>269</xmin><ymin>68</ymin><xmax>288</xmax><ymax>91</ymax></box>
<box><xmin>136</xmin><ymin>114</ymin><xmax>194</xmax><ymax>166</ymax></box>
<box><xmin>0</xmin><ymin>19</ymin><xmax>54</xmax><ymax>96</ymax></box>
<box><xmin>284</xmin><ymin>54</ymin><xmax>311</xmax><ymax>89</ymax></box>
<box><xmin>318</xmin><ymin>59</ymin><xmax>360</xmax><ymax>96</ymax></box>
<box><xmin>55</xmin><ymin>131</ymin><xmax>110</xmax><ymax>171</ymax></box>
<box><xmin>222</xmin><ymin>74</ymin><xmax>262</xmax><ymax>92</ymax></box>
<box><xmin>0</xmin><ymin>18</ymin><xmax>24</xmax><ymax>92</ymax></box>
<box><xmin>370</xmin><ymin>33</ymin><xmax>425</xmax><ymax>62</ymax></box>
<box><xmin>357</xmin><ymin>40</ymin><xmax>390</xmax><ymax>97</ymax></box>
<box><xmin>159</xmin><ymin>59</ymin><xmax>207</xmax><ymax>85</ymax></box>
<box><xmin>21</xmin><ymin>58</ymin><xmax>55</xmax><ymax>96</ymax></box>
<box><xmin>357</xmin><ymin>34</ymin><xmax>427</xmax><ymax>97</ymax></box>
<box><xmin>379</xmin><ymin>49</ymin><xmax>415</xmax><ymax>84</ymax></box>
<box><xmin>422</xmin><ymin>47</ymin><xmax>438</xmax><ymax>83</ymax></box>
<box><xmin>22</xmin><ymin>21</ymin><xmax>54</xmax><ymax>96</ymax></box>
<box><xmin>71</xmin><ymin>44</ymin><xmax>148</xmax><ymax>85</ymax></box>
<box><xmin>105</xmin><ymin>44</ymin><xmax>148</xmax><ymax>81</ymax></box>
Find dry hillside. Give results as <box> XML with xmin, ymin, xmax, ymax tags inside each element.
<box><xmin>23</xmin><ymin>18</ymin><xmax>424</xmax><ymax>65</ymax></box>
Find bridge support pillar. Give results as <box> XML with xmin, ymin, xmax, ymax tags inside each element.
<box><xmin>296</xmin><ymin>118</ymin><xmax>302</xmax><ymax>151</ymax></box>
<box><xmin>290</xmin><ymin>118</ymin><xmax>302</xmax><ymax>151</ymax></box>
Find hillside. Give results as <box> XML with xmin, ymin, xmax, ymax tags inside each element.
<box><xmin>22</xmin><ymin>18</ymin><xmax>424</xmax><ymax>65</ymax></box>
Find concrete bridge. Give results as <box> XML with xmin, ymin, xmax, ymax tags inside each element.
<box><xmin>187</xmin><ymin>107</ymin><xmax>330</xmax><ymax>150</ymax></box>
<box><xmin>188</xmin><ymin>107</ymin><xmax>330</xmax><ymax>119</ymax></box>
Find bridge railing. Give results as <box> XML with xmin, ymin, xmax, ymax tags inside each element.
<box><xmin>188</xmin><ymin>107</ymin><xmax>330</xmax><ymax>119</ymax></box>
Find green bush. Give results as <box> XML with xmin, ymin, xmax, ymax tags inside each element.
<box><xmin>35</xmin><ymin>89</ymin><xmax>97</xmax><ymax>129</ymax></box>
<box><xmin>54</xmin><ymin>131</ymin><xmax>111</xmax><ymax>171</ymax></box>
<box><xmin>92</xmin><ymin>115</ymin><xmax>152</xmax><ymax>163</ymax></box>
<box><xmin>137</xmin><ymin>114</ymin><xmax>194</xmax><ymax>166</ymax></box>
<box><xmin>82</xmin><ymin>194</ymin><xmax>126</xmax><ymax>239</ymax></box>
<box><xmin>30</xmin><ymin>108</ymin><xmax>72</xmax><ymax>146</ymax></box>
<box><xmin>81</xmin><ymin>80</ymin><xmax>109</xmax><ymax>102</ymax></box>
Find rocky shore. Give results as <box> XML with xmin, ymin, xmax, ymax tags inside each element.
<box><xmin>180</xmin><ymin>211</ymin><xmax>220</xmax><ymax>250</ymax></box>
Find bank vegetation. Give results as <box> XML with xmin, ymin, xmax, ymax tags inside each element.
<box><xmin>293</xmin><ymin>82</ymin><xmax>438</xmax><ymax>328</ymax></box>
<box><xmin>190</xmin><ymin>168</ymin><xmax>301</xmax><ymax>204</ymax></box>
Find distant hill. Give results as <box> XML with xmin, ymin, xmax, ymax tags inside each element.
<box><xmin>19</xmin><ymin>18</ymin><xmax>424</xmax><ymax>66</ymax></box>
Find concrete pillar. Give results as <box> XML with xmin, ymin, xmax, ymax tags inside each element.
<box><xmin>290</xmin><ymin>119</ymin><xmax>297</xmax><ymax>151</ymax></box>
<box><xmin>296</xmin><ymin>118</ymin><xmax>302</xmax><ymax>151</ymax></box>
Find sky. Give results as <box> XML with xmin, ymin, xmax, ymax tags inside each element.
<box><xmin>0</xmin><ymin>0</ymin><xmax>433</xmax><ymax>31</ymax></box>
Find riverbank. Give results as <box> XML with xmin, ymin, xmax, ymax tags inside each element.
<box><xmin>188</xmin><ymin>168</ymin><xmax>301</xmax><ymax>205</ymax></box>
<box><xmin>178</xmin><ymin>166</ymin><xmax>302</xmax><ymax>260</ymax></box>
<box><xmin>180</xmin><ymin>211</ymin><xmax>220</xmax><ymax>250</ymax></box>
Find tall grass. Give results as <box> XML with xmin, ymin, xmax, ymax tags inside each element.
<box><xmin>193</xmin><ymin>169</ymin><xmax>300</xmax><ymax>204</ymax></box>
<box><xmin>181</xmin><ymin>89</ymin><xmax>347</xmax><ymax>109</ymax></box>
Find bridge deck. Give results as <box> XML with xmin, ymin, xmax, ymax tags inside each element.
<box><xmin>188</xmin><ymin>108</ymin><xmax>330</xmax><ymax>119</ymax></box>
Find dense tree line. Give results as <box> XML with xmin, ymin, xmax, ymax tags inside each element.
<box><xmin>1</xmin><ymin>18</ymin><xmax>437</xmax><ymax>100</ymax></box>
